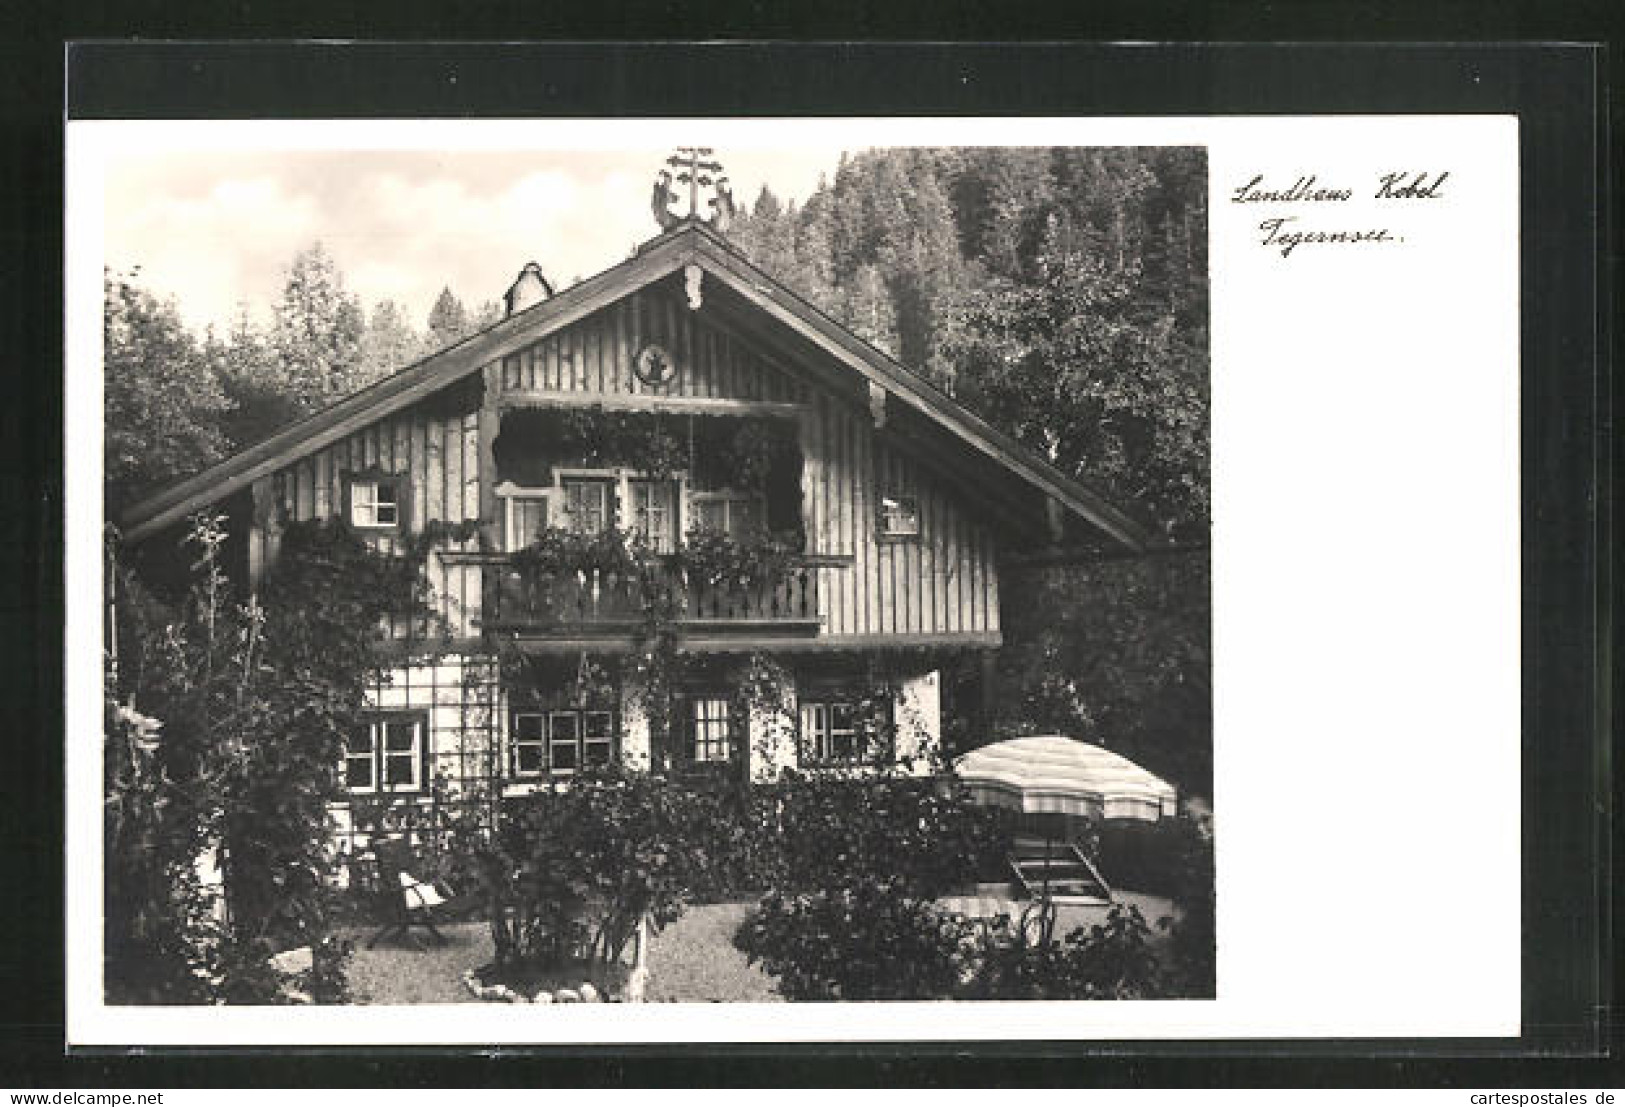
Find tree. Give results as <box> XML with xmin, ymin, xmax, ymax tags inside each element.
<box><xmin>103</xmin><ymin>270</ymin><xmax>233</xmax><ymax>515</ymax></box>
<box><xmin>425</xmin><ymin>287</ymin><xmax>470</xmax><ymax>350</ymax></box>
<box><xmin>358</xmin><ymin>299</ymin><xmax>423</xmax><ymax>384</ymax></box>
<box><xmin>108</xmin><ymin>515</ymin><xmax>434</xmax><ymax>1002</ymax></box>
<box><xmin>470</xmin><ymin>299</ymin><xmax>504</xmax><ymax>333</ymax></box>
<box><xmin>215</xmin><ymin>306</ymin><xmax>304</xmax><ymax>453</ymax></box>
<box><xmin>997</xmin><ymin>550</ymin><xmax>1212</xmax><ymax>797</ymax></box>
<box><xmin>948</xmin><ymin>213</ymin><xmax>1208</xmax><ymax>536</ymax></box>
<box><xmin>730</xmin><ymin>187</ymin><xmax>800</xmax><ymax>284</ymax></box>
<box><xmin>269</xmin><ymin>243</ymin><xmax>367</xmax><ymax>411</ymax></box>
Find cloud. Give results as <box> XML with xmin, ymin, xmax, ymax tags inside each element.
<box><xmin>100</xmin><ymin>146</ymin><xmax>848</xmax><ymax>336</ymax></box>
<box><xmin>107</xmin><ymin>173</ymin><xmax>323</xmax><ymax>331</ymax></box>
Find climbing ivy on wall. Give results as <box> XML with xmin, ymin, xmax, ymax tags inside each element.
<box><xmin>493</xmin><ymin>407</ymin><xmax>804</xmax><ymax>538</ymax></box>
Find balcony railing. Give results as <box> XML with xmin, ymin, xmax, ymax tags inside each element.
<box><xmin>482</xmin><ymin>560</ymin><xmax>822</xmax><ymax>637</ymax></box>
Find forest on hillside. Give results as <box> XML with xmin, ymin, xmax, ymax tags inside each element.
<box><xmin>725</xmin><ymin>146</ymin><xmax>1208</xmax><ymax>541</ymax></box>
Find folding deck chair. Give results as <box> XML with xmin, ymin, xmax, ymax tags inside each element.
<box><xmin>365</xmin><ymin>837</ymin><xmax>452</xmax><ymax>949</ymax></box>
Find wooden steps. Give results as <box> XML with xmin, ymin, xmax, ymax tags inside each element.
<box><xmin>1008</xmin><ymin>836</ymin><xmax>1113</xmax><ymax>905</ymax></box>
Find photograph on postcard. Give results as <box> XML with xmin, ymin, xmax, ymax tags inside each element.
<box><xmin>94</xmin><ymin>137</ymin><xmax>1212</xmax><ymax>1009</ymax></box>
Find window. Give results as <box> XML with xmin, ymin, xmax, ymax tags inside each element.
<box><xmin>878</xmin><ymin>494</ymin><xmax>919</xmax><ymax>539</ymax></box>
<box><xmin>510</xmin><ymin>708</ymin><xmax>616</xmax><ymax>776</ymax></box>
<box><xmin>799</xmin><ymin>695</ymin><xmax>892</xmax><ymax>765</ymax></box>
<box><xmin>628</xmin><ymin>479</ymin><xmax>678</xmax><ymax>552</ymax></box>
<box><xmin>501</xmin><ymin>491</ymin><xmax>551</xmax><ymax>551</ymax></box>
<box><xmin>561</xmin><ymin>478</ymin><xmax>613</xmax><ymax>536</ymax></box>
<box><xmin>511</xmin><ymin>710</ymin><xmax>547</xmax><ymax>775</ymax></box>
<box><xmin>692</xmin><ymin>492</ymin><xmax>763</xmax><ymax>541</ymax></box>
<box><xmin>344</xmin><ymin>714</ymin><xmax>425</xmax><ymax>794</ymax></box>
<box><xmin>800</xmin><ymin>701</ymin><xmax>859</xmax><ymax>763</ymax></box>
<box><xmin>350</xmin><ymin>477</ymin><xmax>401</xmax><ymax>529</ymax></box>
<box><xmin>686</xmin><ymin>696</ymin><xmax>733</xmax><ymax>763</ymax></box>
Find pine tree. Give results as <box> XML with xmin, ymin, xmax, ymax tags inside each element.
<box><xmin>217</xmin><ymin>305</ymin><xmax>304</xmax><ymax>453</ymax></box>
<box><xmin>358</xmin><ymin>299</ymin><xmax>423</xmax><ymax>384</ymax></box>
<box><xmin>269</xmin><ymin>242</ymin><xmax>367</xmax><ymax>410</ymax></box>
<box><xmin>425</xmin><ymin>287</ymin><xmax>470</xmax><ymax>350</ymax></box>
<box><xmin>470</xmin><ymin>299</ymin><xmax>503</xmax><ymax>333</ymax></box>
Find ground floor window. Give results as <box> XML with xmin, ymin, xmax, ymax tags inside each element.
<box><xmin>798</xmin><ymin>692</ymin><xmax>892</xmax><ymax>766</ymax></box>
<box><xmin>510</xmin><ymin>706</ymin><xmax>615</xmax><ymax>776</ymax></box>
<box><xmin>344</xmin><ymin>713</ymin><xmax>426</xmax><ymax>794</ymax></box>
<box><xmin>681</xmin><ymin>695</ymin><xmax>734</xmax><ymax>763</ymax></box>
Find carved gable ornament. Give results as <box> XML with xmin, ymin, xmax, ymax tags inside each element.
<box><xmin>652</xmin><ymin>147</ymin><xmax>736</xmax><ymax>233</ymax></box>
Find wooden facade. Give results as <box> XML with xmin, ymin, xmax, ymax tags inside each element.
<box><xmin>125</xmin><ymin>222</ymin><xmax>1151</xmax><ymax>836</ymax></box>
<box><xmin>248</xmin><ymin>279</ymin><xmax>1006</xmax><ymax>650</ymax></box>
<box><xmin>250</xmin><ymin>397</ymin><xmax>487</xmax><ymax>641</ymax></box>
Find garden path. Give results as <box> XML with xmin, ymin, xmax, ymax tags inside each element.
<box><xmin>342</xmin><ymin>902</ymin><xmax>781</xmax><ymax>1004</ymax></box>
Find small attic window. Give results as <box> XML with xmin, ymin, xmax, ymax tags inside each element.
<box><xmin>878</xmin><ymin>494</ymin><xmax>920</xmax><ymax>539</ymax></box>
<box><xmin>348</xmin><ymin>475</ymin><xmax>402</xmax><ymax>529</ymax></box>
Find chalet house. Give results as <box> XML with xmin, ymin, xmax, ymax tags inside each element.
<box><xmin>119</xmin><ymin>218</ymin><xmax>1151</xmax><ymax>848</ymax></box>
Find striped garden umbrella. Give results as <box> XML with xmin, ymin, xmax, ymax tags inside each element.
<box><xmin>953</xmin><ymin>735</ymin><xmax>1178</xmax><ymax>823</ymax></box>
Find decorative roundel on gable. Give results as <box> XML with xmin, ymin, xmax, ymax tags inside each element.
<box><xmin>633</xmin><ymin>343</ymin><xmax>678</xmax><ymax>387</ymax></box>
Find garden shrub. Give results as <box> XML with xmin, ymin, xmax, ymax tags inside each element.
<box><xmin>736</xmin><ymin>877</ymin><xmax>977</xmax><ymax>1000</ymax></box>
<box><xmin>1158</xmin><ymin>814</ymin><xmax>1215</xmax><ymax>997</ymax></box>
<box><xmin>967</xmin><ymin>902</ymin><xmax>1163</xmax><ymax>1000</ymax></box>
<box><xmin>737</xmin><ymin>881</ymin><xmax>1167</xmax><ymax>1001</ymax></box>
<box><xmin>106</xmin><ymin>515</ymin><xmax>439</xmax><ymax>1004</ymax></box>
<box><xmin>1096</xmin><ymin>815</ymin><xmax>1196</xmax><ymax>898</ymax></box>
<box><xmin>749</xmin><ymin>772</ymin><xmax>1010</xmax><ymax>898</ymax></box>
<box><xmin>731</xmin><ymin>771</ymin><xmax>1179</xmax><ymax>1001</ymax></box>
<box><xmin>452</xmin><ymin>765</ymin><xmax>741</xmax><ymax>969</ymax></box>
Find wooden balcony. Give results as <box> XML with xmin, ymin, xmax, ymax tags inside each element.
<box><xmin>481</xmin><ymin>559</ymin><xmax>822</xmax><ymax>642</ymax></box>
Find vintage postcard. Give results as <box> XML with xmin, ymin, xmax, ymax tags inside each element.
<box><xmin>65</xmin><ymin>113</ymin><xmax>1520</xmax><ymax>1045</ymax></box>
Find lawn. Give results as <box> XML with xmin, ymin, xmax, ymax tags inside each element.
<box><xmin>642</xmin><ymin>901</ymin><xmax>782</xmax><ymax>1003</ymax></box>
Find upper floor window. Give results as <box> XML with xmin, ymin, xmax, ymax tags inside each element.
<box><xmin>692</xmin><ymin>491</ymin><xmax>763</xmax><ymax>541</ymax></box>
<box><xmin>879</xmin><ymin>494</ymin><xmax>920</xmax><ymax>539</ymax></box>
<box><xmin>344</xmin><ymin>713</ymin><xmax>426</xmax><ymax>794</ymax></box>
<box><xmin>561</xmin><ymin>477</ymin><xmax>613</xmax><ymax>536</ymax></box>
<box><xmin>497</xmin><ymin>484</ymin><xmax>550</xmax><ymax>552</ymax></box>
<box><xmin>349</xmin><ymin>476</ymin><xmax>402</xmax><ymax>529</ymax></box>
<box><xmin>628</xmin><ymin>479</ymin><xmax>678</xmax><ymax>552</ymax></box>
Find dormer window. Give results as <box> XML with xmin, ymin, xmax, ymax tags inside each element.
<box><xmin>348</xmin><ymin>475</ymin><xmax>403</xmax><ymax>530</ymax></box>
<box><xmin>879</xmin><ymin>494</ymin><xmax>920</xmax><ymax>539</ymax></box>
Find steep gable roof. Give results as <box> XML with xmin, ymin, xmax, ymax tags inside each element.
<box><xmin>121</xmin><ymin>221</ymin><xmax>1154</xmax><ymax>551</ymax></box>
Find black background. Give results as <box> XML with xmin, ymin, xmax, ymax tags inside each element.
<box><xmin>2</xmin><ymin>20</ymin><xmax>1616</xmax><ymax>1089</ymax></box>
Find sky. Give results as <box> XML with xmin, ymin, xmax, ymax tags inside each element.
<box><xmin>103</xmin><ymin>145</ymin><xmax>846</xmax><ymax>336</ymax></box>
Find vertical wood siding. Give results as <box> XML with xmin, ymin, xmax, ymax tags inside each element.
<box><xmin>497</xmin><ymin>290</ymin><xmax>808</xmax><ymax>404</ymax></box>
<box><xmin>806</xmin><ymin>395</ymin><xmax>1000</xmax><ymax>639</ymax></box>
<box><xmin>251</xmin><ymin>287</ymin><xmax>1002</xmax><ymax>643</ymax></box>
<box><xmin>253</xmin><ymin>404</ymin><xmax>485</xmax><ymax>639</ymax></box>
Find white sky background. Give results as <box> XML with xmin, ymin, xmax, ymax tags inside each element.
<box><xmin>105</xmin><ymin>147</ymin><xmax>844</xmax><ymax>334</ymax></box>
